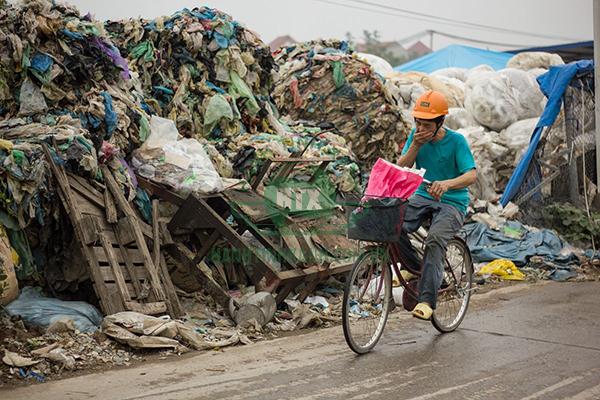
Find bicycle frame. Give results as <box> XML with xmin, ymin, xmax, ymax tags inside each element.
<box><xmin>363</xmin><ymin>237</ymin><xmax>465</xmax><ymax>305</ymax></box>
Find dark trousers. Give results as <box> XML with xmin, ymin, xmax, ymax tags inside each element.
<box><xmin>397</xmin><ymin>195</ymin><xmax>464</xmax><ymax>308</ymax></box>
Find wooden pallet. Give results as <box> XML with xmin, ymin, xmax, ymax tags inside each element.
<box><xmin>44</xmin><ymin>146</ymin><xmax>182</xmax><ymax>317</ymax></box>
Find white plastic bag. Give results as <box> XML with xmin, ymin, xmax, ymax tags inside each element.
<box><xmin>465</xmin><ymin>71</ymin><xmax>518</xmax><ymax>131</ymax></box>
<box><xmin>134</xmin><ymin>116</ymin><xmax>224</xmax><ymax>195</ymax></box>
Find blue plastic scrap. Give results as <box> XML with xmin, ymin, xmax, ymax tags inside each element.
<box><xmin>61</xmin><ymin>29</ymin><xmax>84</xmax><ymax>40</ymax></box>
<box><xmin>100</xmin><ymin>91</ymin><xmax>118</xmax><ymax>135</ymax></box>
<box><xmin>30</xmin><ymin>53</ymin><xmax>53</xmax><ymax>73</ymax></box>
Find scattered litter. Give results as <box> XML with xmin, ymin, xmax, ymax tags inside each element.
<box><xmin>478</xmin><ymin>259</ymin><xmax>525</xmax><ymax>281</ymax></box>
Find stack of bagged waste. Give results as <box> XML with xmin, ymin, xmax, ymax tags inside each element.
<box><xmin>272</xmin><ymin>39</ymin><xmax>411</xmax><ymax>167</ymax></box>
<box><xmin>389</xmin><ymin>51</ymin><xmax>566</xmax><ymax>201</ymax></box>
<box><xmin>105</xmin><ymin>7</ymin><xmax>277</xmax><ymax>141</ymax></box>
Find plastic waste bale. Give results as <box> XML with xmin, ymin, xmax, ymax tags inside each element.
<box><xmin>0</xmin><ymin>226</ymin><xmax>19</xmax><ymax>306</ymax></box>
<box><xmin>387</xmin><ymin>71</ymin><xmax>464</xmax><ymax>108</ymax></box>
<box><xmin>507</xmin><ymin>51</ymin><xmax>564</xmax><ymax>71</ymax></box>
<box><xmin>5</xmin><ymin>286</ymin><xmax>103</xmax><ymax>332</ymax></box>
<box><xmin>465</xmin><ymin>64</ymin><xmax>495</xmax><ymax>80</ymax></box>
<box><xmin>499</xmin><ymin>118</ymin><xmax>539</xmax><ymax>166</ymax></box>
<box><xmin>431</xmin><ymin>67</ymin><xmax>468</xmax><ymax>82</ymax></box>
<box><xmin>272</xmin><ymin>39</ymin><xmax>411</xmax><ymax>167</ymax></box>
<box><xmin>478</xmin><ymin>259</ymin><xmax>525</xmax><ymax>281</ymax></box>
<box><xmin>464</xmin><ymin>68</ymin><xmax>544</xmax><ymax>131</ymax></box>
<box><xmin>458</xmin><ymin>127</ymin><xmax>501</xmax><ymax>201</ymax></box>
<box><xmin>445</xmin><ymin>107</ymin><xmax>479</xmax><ymax>131</ymax></box>
<box><xmin>133</xmin><ymin>116</ymin><xmax>224</xmax><ymax>195</ymax></box>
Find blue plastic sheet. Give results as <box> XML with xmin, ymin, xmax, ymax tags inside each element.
<box><xmin>462</xmin><ymin>221</ymin><xmax>576</xmax><ymax>266</ymax></box>
<box><xmin>5</xmin><ymin>287</ymin><xmax>103</xmax><ymax>332</ymax></box>
<box><xmin>101</xmin><ymin>91</ymin><xmax>117</xmax><ymax>136</ymax></box>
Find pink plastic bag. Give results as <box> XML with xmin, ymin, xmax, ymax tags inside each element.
<box><xmin>365</xmin><ymin>158</ymin><xmax>424</xmax><ymax>199</ymax></box>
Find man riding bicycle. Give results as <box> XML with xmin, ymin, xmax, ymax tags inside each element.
<box><xmin>397</xmin><ymin>90</ymin><xmax>477</xmax><ymax>321</ymax></box>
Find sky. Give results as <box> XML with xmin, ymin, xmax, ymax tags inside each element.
<box><xmin>64</xmin><ymin>0</ymin><xmax>592</xmax><ymax>52</ymax></box>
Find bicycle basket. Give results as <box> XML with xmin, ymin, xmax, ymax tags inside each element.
<box><xmin>346</xmin><ymin>197</ymin><xmax>408</xmax><ymax>243</ymax></box>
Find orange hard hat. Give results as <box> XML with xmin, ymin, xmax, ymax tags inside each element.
<box><xmin>411</xmin><ymin>90</ymin><xmax>449</xmax><ymax>120</ymax></box>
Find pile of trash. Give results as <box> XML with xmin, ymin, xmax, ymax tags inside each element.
<box><xmin>272</xmin><ymin>39</ymin><xmax>411</xmax><ymax>167</ymax></box>
<box><xmin>0</xmin><ymin>0</ymin><xmax>150</xmax><ymax>287</ymax></box>
<box><xmin>105</xmin><ymin>7</ymin><xmax>276</xmax><ymax>141</ymax></box>
<box><xmin>106</xmin><ymin>13</ymin><xmax>363</xmax><ymax>193</ymax></box>
<box><xmin>0</xmin><ymin>0</ymin><xmax>152</xmax><ymax>150</ymax></box>
<box><xmin>387</xmin><ymin>51</ymin><xmax>566</xmax><ymax>201</ymax></box>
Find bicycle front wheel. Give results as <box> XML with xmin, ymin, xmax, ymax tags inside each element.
<box><xmin>432</xmin><ymin>237</ymin><xmax>474</xmax><ymax>333</ymax></box>
<box><xmin>342</xmin><ymin>247</ymin><xmax>392</xmax><ymax>354</ymax></box>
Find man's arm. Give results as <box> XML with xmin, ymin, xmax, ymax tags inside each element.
<box><xmin>398</xmin><ymin>142</ymin><xmax>421</xmax><ymax>167</ymax></box>
<box><xmin>398</xmin><ymin>129</ymin><xmax>434</xmax><ymax>167</ymax></box>
<box><xmin>428</xmin><ymin>169</ymin><xmax>477</xmax><ymax>200</ymax></box>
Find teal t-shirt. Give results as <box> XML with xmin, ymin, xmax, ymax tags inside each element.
<box><xmin>401</xmin><ymin>127</ymin><xmax>476</xmax><ymax>214</ymax></box>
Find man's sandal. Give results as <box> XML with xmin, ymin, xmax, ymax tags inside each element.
<box><xmin>399</xmin><ymin>270</ymin><xmax>417</xmax><ymax>282</ymax></box>
<box><xmin>412</xmin><ymin>302</ymin><xmax>433</xmax><ymax>320</ymax></box>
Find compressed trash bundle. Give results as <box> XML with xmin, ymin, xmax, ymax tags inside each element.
<box><xmin>0</xmin><ymin>0</ymin><xmax>151</xmax><ymax>151</ymax></box>
<box><xmin>431</xmin><ymin>67</ymin><xmax>468</xmax><ymax>82</ymax></box>
<box><xmin>458</xmin><ymin>118</ymin><xmax>540</xmax><ymax>201</ymax></box>
<box><xmin>464</xmin><ymin>68</ymin><xmax>544</xmax><ymax>131</ymax></box>
<box><xmin>507</xmin><ymin>51</ymin><xmax>564</xmax><ymax>71</ymax></box>
<box><xmin>445</xmin><ymin>107</ymin><xmax>479</xmax><ymax>131</ymax></box>
<box><xmin>272</xmin><ymin>40</ymin><xmax>411</xmax><ymax>167</ymax></box>
<box><xmin>387</xmin><ymin>71</ymin><xmax>465</xmax><ymax>108</ymax></box>
<box><xmin>105</xmin><ymin>7</ymin><xmax>277</xmax><ymax>140</ymax></box>
<box><xmin>498</xmin><ymin>117</ymin><xmax>539</xmax><ymax>166</ymax></box>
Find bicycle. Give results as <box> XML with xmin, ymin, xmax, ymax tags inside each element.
<box><xmin>342</xmin><ymin>196</ymin><xmax>474</xmax><ymax>354</ymax></box>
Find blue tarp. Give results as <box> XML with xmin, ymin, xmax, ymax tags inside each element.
<box><xmin>462</xmin><ymin>221</ymin><xmax>576</xmax><ymax>267</ymax></box>
<box><xmin>394</xmin><ymin>44</ymin><xmax>512</xmax><ymax>73</ymax></box>
<box><xmin>500</xmin><ymin>60</ymin><xmax>594</xmax><ymax>206</ymax></box>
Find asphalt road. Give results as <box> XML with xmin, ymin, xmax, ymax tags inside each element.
<box><xmin>3</xmin><ymin>281</ymin><xmax>600</xmax><ymax>400</ymax></box>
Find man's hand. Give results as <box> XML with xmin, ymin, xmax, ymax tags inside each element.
<box><xmin>414</xmin><ymin>129</ymin><xmax>434</xmax><ymax>145</ymax></box>
<box><xmin>428</xmin><ymin>180</ymin><xmax>450</xmax><ymax>200</ymax></box>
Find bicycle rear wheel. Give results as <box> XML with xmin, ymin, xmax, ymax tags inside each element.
<box><xmin>342</xmin><ymin>247</ymin><xmax>392</xmax><ymax>354</ymax></box>
<box><xmin>432</xmin><ymin>237</ymin><xmax>474</xmax><ymax>333</ymax></box>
